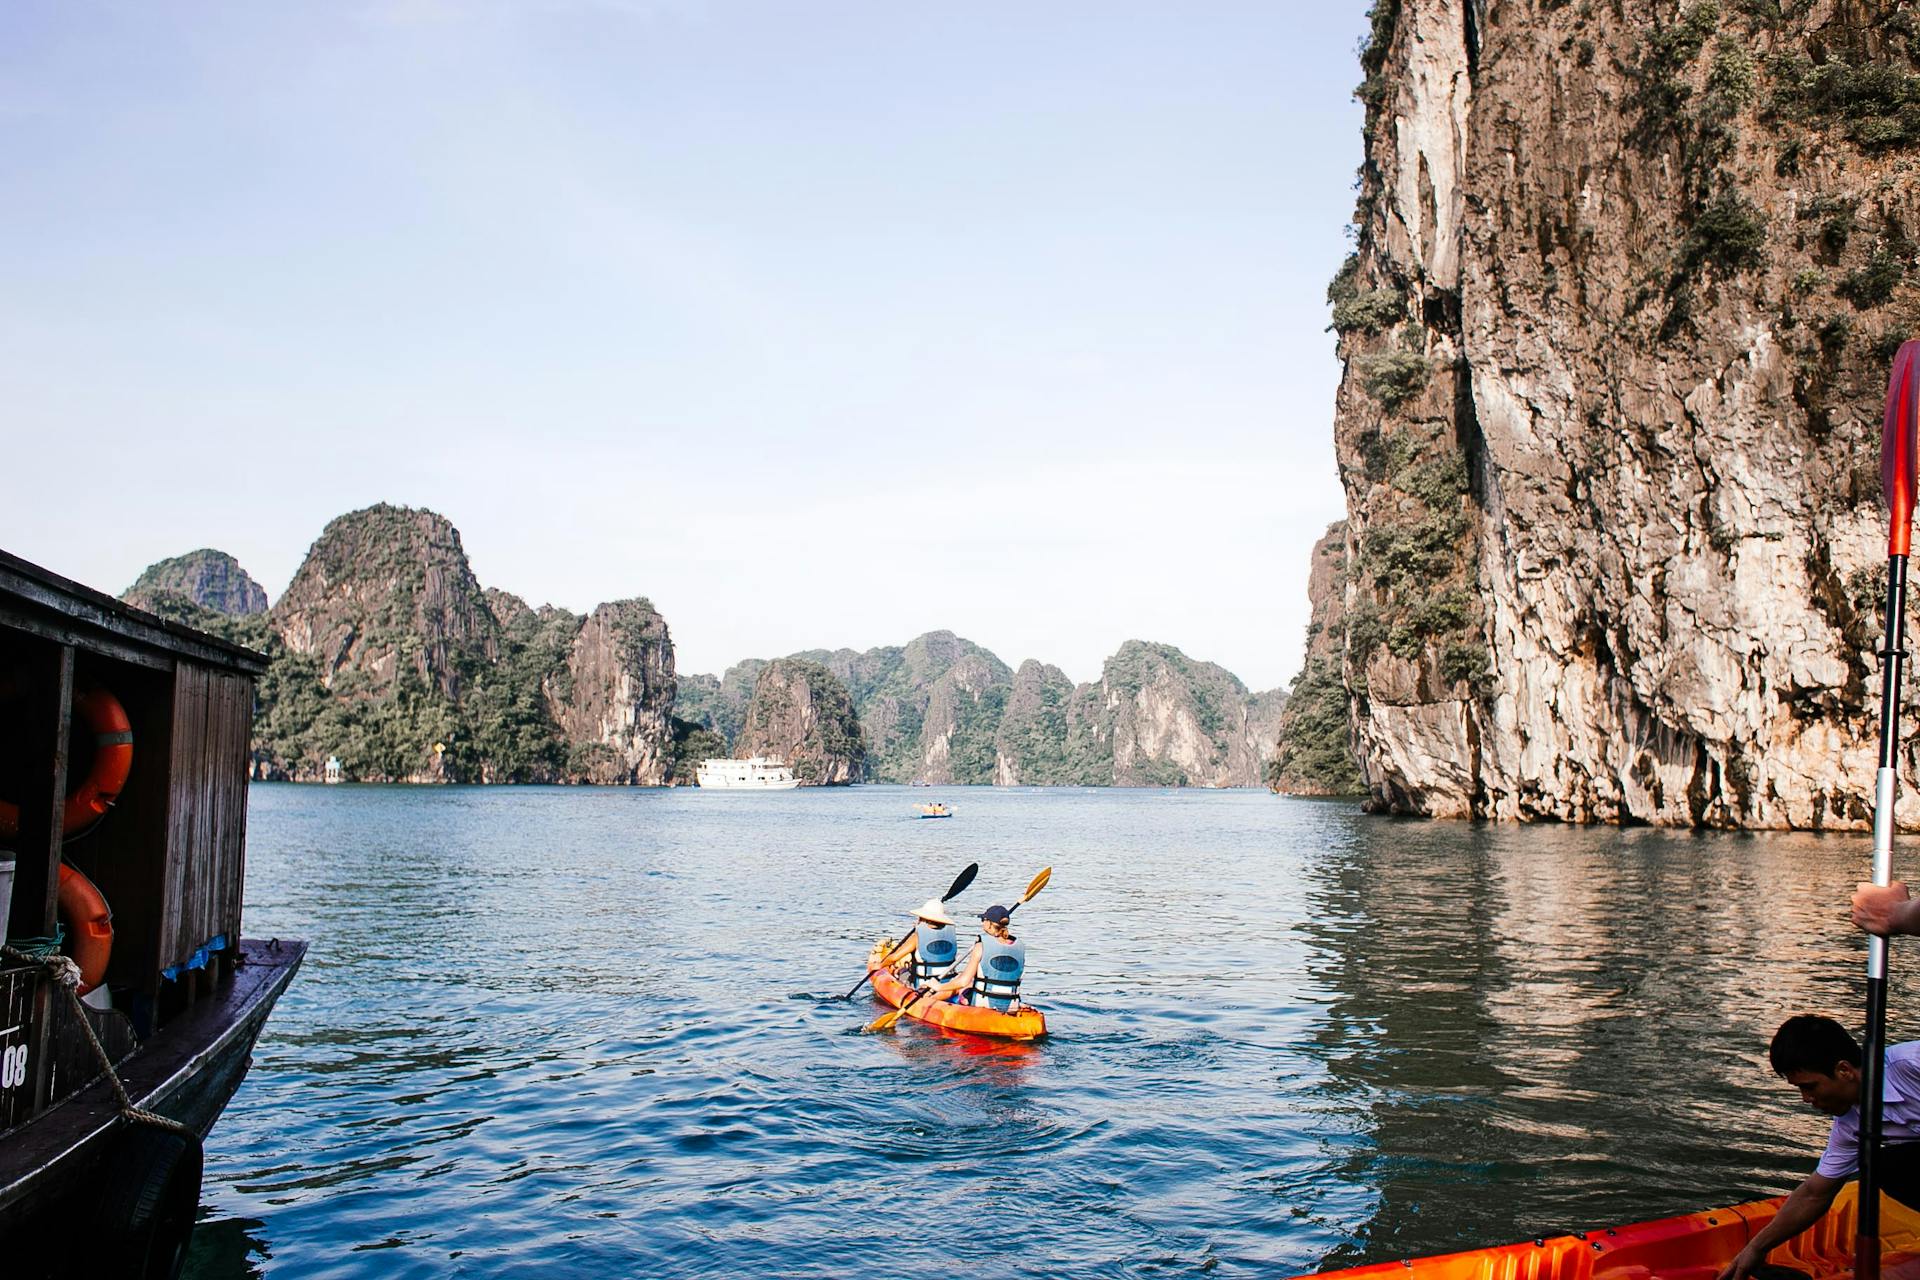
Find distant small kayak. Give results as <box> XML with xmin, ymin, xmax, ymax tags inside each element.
<box><xmin>916</xmin><ymin>803</ymin><xmax>952</xmax><ymax>818</ymax></box>
<box><xmin>864</xmin><ymin>941</ymin><xmax>1045</xmax><ymax>1040</ymax></box>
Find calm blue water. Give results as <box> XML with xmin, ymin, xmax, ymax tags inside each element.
<box><xmin>183</xmin><ymin>785</ymin><xmax>1901</xmax><ymax>1278</ymax></box>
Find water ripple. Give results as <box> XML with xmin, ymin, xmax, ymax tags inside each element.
<box><xmin>183</xmin><ymin>786</ymin><xmax>1893</xmax><ymax>1278</ymax></box>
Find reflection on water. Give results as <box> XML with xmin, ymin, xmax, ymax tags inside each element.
<box><xmin>1299</xmin><ymin>821</ymin><xmax>1879</xmax><ymax>1266</ymax></box>
<box><xmin>184</xmin><ymin>1212</ymin><xmax>270</xmax><ymax>1279</ymax></box>
<box><xmin>194</xmin><ymin>786</ymin><xmax>1897</xmax><ymax>1277</ymax></box>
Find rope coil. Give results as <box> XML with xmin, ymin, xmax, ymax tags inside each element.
<box><xmin>1</xmin><ymin>943</ymin><xmax>192</xmax><ymax>1138</ymax></box>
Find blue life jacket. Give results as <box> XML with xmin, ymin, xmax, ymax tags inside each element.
<box><xmin>971</xmin><ymin>935</ymin><xmax>1025</xmax><ymax>1010</ymax></box>
<box><xmin>912</xmin><ymin>921</ymin><xmax>958</xmax><ymax>984</ymax></box>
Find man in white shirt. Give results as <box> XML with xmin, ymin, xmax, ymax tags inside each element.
<box><xmin>1718</xmin><ymin>1015</ymin><xmax>1920</xmax><ymax>1280</ymax></box>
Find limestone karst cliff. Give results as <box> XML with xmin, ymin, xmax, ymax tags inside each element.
<box><xmin>733</xmin><ymin>658</ymin><xmax>867</xmax><ymax>784</ymax></box>
<box><xmin>123</xmin><ymin>548</ymin><xmax>268</xmax><ymax>616</ymax></box>
<box><xmin>274</xmin><ymin>505</ymin><xmax>500</xmax><ymax>704</ymax></box>
<box><xmin>696</xmin><ymin>633</ymin><xmax>1285</xmax><ymax>787</ymax></box>
<box><xmin>125</xmin><ymin>513</ymin><xmax>1281</xmax><ymax>790</ymax></box>
<box><xmin>793</xmin><ymin>632</ymin><xmax>1013</xmax><ymax>784</ymax></box>
<box><xmin>1082</xmin><ymin>642</ymin><xmax>1279</xmax><ymax>788</ymax></box>
<box><xmin>553</xmin><ymin>600</ymin><xmax>677</xmax><ymax>785</ymax></box>
<box><xmin>993</xmin><ymin>660</ymin><xmax>1105</xmax><ymax>785</ymax></box>
<box><xmin>1313</xmin><ymin>0</ymin><xmax>1920</xmax><ymax>826</ymax></box>
<box><xmin>137</xmin><ymin>506</ymin><xmax>681</xmax><ymax>784</ymax></box>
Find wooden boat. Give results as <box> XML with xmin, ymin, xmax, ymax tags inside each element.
<box><xmin>917</xmin><ymin>803</ymin><xmax>952</xmax><ymax>818</ymax></box>
<box><xmin>1288</xmin><ymin>1183</ymin><xmax>1918</xmax><ymax>1280</ymax></box>
<box><xmin>0</xmin><ymin>549</ymin><xmax>306</xmax><ymax>1279</ymax></box>
<box><xmin>864</xmin><ymin>940</ymin><xmax>1044</xmax><ymax>1040</ymax></box>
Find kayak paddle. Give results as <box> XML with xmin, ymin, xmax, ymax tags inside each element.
<box><xmin>867</xmin><ymin>866</ymin><xmax>1052</xmax><ymax>1032</ymax></box>
<box><xmin>1862</xmin><ymin>338</ymin><xmax>1920</xmax><ymax>1280</ymax></box>
<box><xmin>838</xmin><ymin>861</ymin><xmax>978</xmax><ymax>1001</ymax></box>
<box><xmin>1007</xmin><ymin>865</ymin><xmax>1050</xmax><ymax>914</ymax></box>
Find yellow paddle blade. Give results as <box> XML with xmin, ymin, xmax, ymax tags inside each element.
<box><xmin>867</xmin><ymin>1006</ymin><xmax>909</xmax><ymax>1032</ymax></box>
<box><xmin>1020</xmin><ymin>866</ymin><xmax>1052</xmax><ymax>904</ymax></box>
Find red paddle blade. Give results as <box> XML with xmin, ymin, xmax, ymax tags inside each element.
<box><xmin>1883</xmin><ymin>339</ymin><xmax>1920</xmax><ymax>555</ymax></box>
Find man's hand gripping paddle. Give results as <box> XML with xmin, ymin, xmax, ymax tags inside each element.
<box><xmin>1861</xmin><ymin>339</ymin><xmax>1920</xmax><ymax>1280</ymax></box>
<box><xmin>866</xmin><ymin>866</ymin><xmax>1051</xmax><ymax>1033</ymax></box>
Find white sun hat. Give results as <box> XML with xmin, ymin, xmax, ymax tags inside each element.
<box><xmin>912</xmin><ymin>898</ymin><xmax>956</xmax><ymax>926</ymax></box>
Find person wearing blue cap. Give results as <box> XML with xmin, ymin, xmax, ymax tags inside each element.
<box><xmin>917</xmin><ymin>904</ymin><xmax>1027</xmax><ymax>1011</ymax></box>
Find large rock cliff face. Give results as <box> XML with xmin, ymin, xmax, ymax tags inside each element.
<box><xmin>554</xmin><ymin>600</ymin><xmax>676</xmax><ymax>785</ymax></box>
<box><xmin>1084</xmin><ymin>642</ymin><xmax>1276</xmax><ymax>788</ymax></box>
<box><xmin>225</xmin><ymin>504</ymin><xmax>677</xmax><ymax>785</ymax></box>
<box><xmin>273</xmin><ymin>505</ymin><xmax>500</xmax><ymax>701</ymax></box>
<box><xmin>709</xmin><ymin>634</ymin><xmax>1283</xmax><ymax>787</ymax></box>
<box><xmin>1320</xmin><ymin>0</ymin><xmax>1920</xmax><ymax>827</ymax></box>
<box><xmin>734</xmin><ymin>658</ymin><xmax>867</xmax><ymax>784</ymax></box>
<box><xmin>794</xmin><ymin>632</ymin><xmax>1013</xmax><ymax>783</ymax></box>
<box><xmin>994</xmin><ymin>660</ymin><xmax>1107</xmax><ymax>785</ymax></box>
<box><xmin>123</xmin><ymin>549</ymin><xmax>268</xmax><ymax>616</ymax></box>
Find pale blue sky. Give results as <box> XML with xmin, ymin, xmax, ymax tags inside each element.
<box><xmin>1</xmin><ymin>1</ymin><xmax>1367</xmax><ymax>690</ymax></box>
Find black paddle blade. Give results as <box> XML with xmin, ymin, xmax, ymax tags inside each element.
<box><xmin>1883</xmin><ymin>339</ymin><xmax>1920</xmax><ymax>555</ymax></box>
<box><xmin>942</xmin><ymin>862</ymin><xmax>979</xmax><ymax>902</ymax></box>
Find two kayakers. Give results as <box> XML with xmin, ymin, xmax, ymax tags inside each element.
<box><xmin>877</xmin><ymin>898</ymin><xmax>960</xmax><ymax>990</ymax></box>
<box><xmin>1717</xmin><ymin>1015</ymin><xmax>1920</xmax><ymax>1280</ymax></box>
<box><xmin>914</xmin><ymin>904</ymin><xmax>1027</xmax><ymax>1012</ymax></box>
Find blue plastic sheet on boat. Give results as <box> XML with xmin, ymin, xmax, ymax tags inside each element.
<box><xmin>162</xmin><ymin>932</ymin><xmax>227</xmax><ymax>982</ymax></box>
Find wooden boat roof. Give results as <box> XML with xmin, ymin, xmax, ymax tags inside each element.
<box><xmin>0</xmin><ymin>548</ymin><xmax>267</xmax><ymax>677</ymax></box>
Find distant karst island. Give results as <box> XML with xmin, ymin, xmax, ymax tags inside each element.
<box><xmin>124</xmin><ymin>505</ymin><xmax>1298</xmax><ymax>789</ymax></box>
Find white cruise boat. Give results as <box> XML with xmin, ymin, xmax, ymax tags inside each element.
<box><xmin>695</xmin><ymin>756</ymin><xmax>801</xmax><ymax>789</ymax></box>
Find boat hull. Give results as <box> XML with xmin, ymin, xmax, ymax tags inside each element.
<box><xmin>0</xmin><ymin>936</ymin><xmax>306</xmax><ymax>1277</ymax></box>
<box><xmin>1288</xmin><ymin>1183</ymin><xmax>1920</xmax><ymax>1280</ymax></box>
<box><xmin>865</xmin><ymin>942</ymin><xmax>1045</xmax><ymax>1041</ymax></box>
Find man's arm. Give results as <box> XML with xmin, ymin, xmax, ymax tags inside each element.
<box><xmin>1854</xmin><ymin>880</ymin><xmax>1920</xmax><ymax>935</ymax></box>
<box><xmin>882</xmin><ymin>933</ymin><xmax>919</xmax><ymax>969</ymax></box>
<box><xmin>1717</xmin><ymin>1174</ymin><xmax>1844</xmax><ymax>1280</ymax></box>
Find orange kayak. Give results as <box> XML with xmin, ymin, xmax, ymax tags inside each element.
<box><xmin>1288</xmin><ymin>1183</ymin><xmax>1920</xmax><ymax>1280</ymax></box>
<box><xmin>865</xmin><ymin>941</ymin><xmax>1046</xmax><ymax>1041</ymax></box>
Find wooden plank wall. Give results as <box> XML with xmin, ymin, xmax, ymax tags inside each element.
<box><xmin>211</xmin><ymin>669</ymin><xmax>251</xmax><ymax>951</ymax></box>
<box><xmin>161</xmin><ymin>665</ymin><xmax>252</xmax><ymax>973</ymax></box>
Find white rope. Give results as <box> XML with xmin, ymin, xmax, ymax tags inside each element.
<box><xmin>2</xmin><ymin>943</ymin><xmax>193</xmax><ymax>1139</ymax></box>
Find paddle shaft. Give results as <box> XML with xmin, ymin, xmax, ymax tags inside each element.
<box><xmin>1862</xmin><ymin>555</ymin><xmax>1911</xmax><ymax>1280</ymax></box>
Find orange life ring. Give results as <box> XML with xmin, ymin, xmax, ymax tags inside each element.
<box><xmin>0</xmin><ymin>684</ymin><xmax>134</xmax><ymax>842</ymax></box>
<box><xmin>57</xmin><ymin>862</ymin><xmax>113</xmax><ymax>996</ymax></box>
<box><xmin>64</xmin><ymin>685</ymin><xmax>134</xmax><ymax>838</ymax></box>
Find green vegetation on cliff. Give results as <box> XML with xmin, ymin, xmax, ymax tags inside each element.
<box><xmin>792</xmin><ymin>633</ymin><xmax>1011</xmax><ymax>783</ymax></box>
<box><xmin>127</xmin><ymin>507</ymin><xmax>676</xmax><ymax>784</ymax></box>
<box><xmin>992</xmin><ymin>661</ymin><xmax>1106</xmax><ymax>785</ymax></box>
<box><xmin>123</xmin><ymin>549</ymin><xmax>267</xmax><ymax>616</ymax></box>
<box><xmin>1268</xmin><ymin>657</ymin><xmax>1366</xmax><ymax>795</ymax></box>
<box><xmin>675</xmin><ymin>661</ymin><xmax>768</xmax><ymax>751</ymax></box>
<box><xmin>737</xmin><ymin>658</ymin><xmax>866</xmax><ymax>784</ymax></box>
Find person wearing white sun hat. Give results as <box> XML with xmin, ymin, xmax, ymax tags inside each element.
<box><xmin>876</xmin><ymin>897</ymin><xmax>960</xmax><ymax>994</ymax></box>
